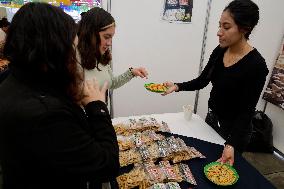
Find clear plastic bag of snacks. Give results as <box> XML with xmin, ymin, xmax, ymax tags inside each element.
<box><xmin>138</xmin><ymin>144</ymin><xmax>152</xmax><ymax>161</ymax></box>
<box><xmin>114</xmin><ymin>118</ymin><xmax>137</xmax><ymax>135</ymax></box>
<box><xmin>144</xmin><ymin>162</ymin><xmax>166</xmax><ymax>184</ymax></box>
<box><xmin>148</xmin><ymin>142</ymin><xmax>160</xmax><ymax>160</ymax></box>
<box><xmin>117</xmin><ymin>135</ymin><xmax>135</xmax><ymax>151</ymax></box>
<box><xmin>142</xmin><ymin>130</ymin><xmax>165</xmax><ymax>143</ymax></box>
<box><xmin>157</xmin><ymin>139</ymin><xmax>172</xmax><ymax>158</ymax></box>
<box><xmin>159</xmin><ymin>161</ymin><xmax>183</xmax><ymax>182</ymax></box>
<box><xmin>175</xmin><ymin>163</ymin><xmax>197</xmax><ymax>185</ymax></box>
<box><xmin>117</xmin><ymin>164</ymin><xmax>150</xmax><ymax>189</ymax></box>
<box><xmin>119</xmin><ymin>148</ymin><xmax>142</xmax><ymax>167</ymax></box>
<box><xmin>187</xmin><ymin>147</ymin><xmax>206</xmax><ymax>159</ymax></box>
<box><xmin>149</xmin><ymin>182</ymin><xmax>181</xmax><ymax>189</ymax></box>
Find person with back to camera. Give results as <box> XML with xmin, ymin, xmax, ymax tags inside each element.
<box><xmin>162</xmin><ymin>0</ymin><xmax>268</xmax><ymax>165</ymax></box>
<box><xmin>77</xmin><ymin>7</ymin><xmax>148</xmax><ymax>101</ymax></box>
<box><xmin>0</xmin><ymin>2</ymin><xmax>119</xmax><ymax>189</ymax></box>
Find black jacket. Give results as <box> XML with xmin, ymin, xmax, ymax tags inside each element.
<box><xmin>0</xmin><ymin>68</ymin><xmax>119</xmax><ymax>189</ymax></box>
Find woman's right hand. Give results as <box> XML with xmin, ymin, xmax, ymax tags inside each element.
<box><xmin>81</xmin><ymin>78</ymin><xmax>108</xmax><ymax>106</ymax></box>
<box><xmin>162</xmin><ymin>81</ymin><xmax>178</xmax><ymax>96</ymax></box>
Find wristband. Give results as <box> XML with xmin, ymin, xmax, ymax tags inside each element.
<box><xmin>129</xmin><ymin>67</ymin><xmax>135</xmax><ymax>77</ymax></box>
<box><xmin>225</xmin><ymin>144</ymin><xmax>234</xmax><ymax>150</ymax></box>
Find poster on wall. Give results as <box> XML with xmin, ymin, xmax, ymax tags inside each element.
<box><xmin>263</xmin><ymin>37</ymin><xmax>284</xmax><ymax>110</ymax></box>
<box><xmin>162</xmin><ymin>0</ymin><xmax>193</xmax><ymax>23</ymax></box>
<box><xmin>0</xmin><ymin>0</ymin><xmax>102</xmax><ymax>22</ymax></box>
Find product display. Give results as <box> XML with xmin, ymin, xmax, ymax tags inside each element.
<box><xmin>115</xmin><ymin>117</ymin><xmax>203</xmax><ymax>188</ymax></box>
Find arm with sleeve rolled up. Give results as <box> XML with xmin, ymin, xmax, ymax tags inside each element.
<box><xmin>32</xmin><ymin>101</ymin><xmax>119</xmax><ymax>183</ymax></box>
<box><xmin>107</xmin><ymin>65</ymin><xmax>134</xmax><ymax>89</ymax></box>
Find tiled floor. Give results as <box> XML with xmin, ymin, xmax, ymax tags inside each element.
<box><xmin>243</xmin><ymin>151</ymin><xmax>284</xmax><ymax>189</ymax></box>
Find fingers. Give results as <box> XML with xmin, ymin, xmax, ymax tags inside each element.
<box><xmin>163</xmin><ymin>81</ymin><xmax>174</xmax><ymax>87</ymax></box>
<box><xmin>139</xmin><ymin>67</ymin><xmax>148</xmax><ymax>78</ymax></box>
<box><xmin>216</xmin><ymin>157</ymin><xmax>225</xmax><ymax>164</ymax></box>
<box><xmin>217</xmin><ymin>154</ymin><xmax>234</xmax><ymax>165</ymax></box>
<box><xmin>133</xmin><ymin>67</ymin><xmax>148</xmax><ymax>79</ymax></box>
<box><xmin>82</xmin><ymin>78</ymin><xmax>107</xmax><ymax>105</ymax></box>
<box><xmin>161</xmin><ymin>87</ymin><xmax>175</xmax><ymax>96</ymax></box>
<box><xmin>228</xmin><ymin>159</ymin><xmax>234</xmax><ymax>166</ymax></box>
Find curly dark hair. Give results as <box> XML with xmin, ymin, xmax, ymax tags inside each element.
<box><xmin>77</xmin><ymin>7</ymin><xmax>115</xmax><ymax>70</ymax></box>
<box><xmin>3</xmin><ymin>2</ymin><xmax>83</xmax><ymax>102</ymax></box>
<box><xmin>224</xmin><ymin>0</ymin><xmax>259</xmax><ymax>39</ymax></box>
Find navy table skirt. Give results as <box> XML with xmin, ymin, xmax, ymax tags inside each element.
<box><xmin>115</xmin><ymin>132</ymin><xmax>276</xmax><ymax>189</ymax></box>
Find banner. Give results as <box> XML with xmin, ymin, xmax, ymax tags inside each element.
<box><xmin>263</xmin><ymin>37</ymin><xmax>284</xmax><ymax>110</ymax></box>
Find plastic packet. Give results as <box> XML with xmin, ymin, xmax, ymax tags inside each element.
<box><xmin>139</xmin><ymin>144</ymin><xmax>152</xmax><ymax>161</ymax></box>
<box><xmin>149</xmin><ymin>183</ymin><xmax>167</xmax><ymax>189</ymax></box>
<box><xmin>116</xmin><ymin>165</ymin><xmax>149</xmax><ymax>189</ymax></box>
<box><xmin>166</xmin><ymin>137</ymin><xmax>183</xmax><ymax>153</ymax></box>
<box><xmin>166</xmin><ymin>182</ymin><xmax>181</xmax><ymax>189</ymax></box>
<box><xmin>114</xmin><ymin>118</ymin><xmax>137</xmax><ymax>135</ymax></box>
<box><xmin>186</xmin><ymin>147</ymin><xmax>206</xmax><ymax>159</ymax></box>
<box><xmin>144</xmin><ymin>130</ymin><xmax>165</xmax><ymax>141</ymax></box>
<box><xmin>159</xmin><ymin>161</ymin><xmax>183</xmax><ymax>182</ymax></box>
<box><xmin>149</xmin><ymin>182</ymin><xmax>181</xmax><ymax>189</ymax></box>
<box><xmin>177</xmin><ymin>163</ymin><xmax>197</xmax><ymax>185</ymax></box>
<box><xmin>117</xmin><ymin>135</ymin><xmax>135</xmax><ymax>151</ymax></box>
<box><xmin>158</xmin><ymin>121</ymin><xmax>171</xmax><ymax>133</ymax></box>
<box><xmin>157</xmin><ymin>139</ymin><xmax>172</xmax><ymax>158</ymax></box>
<box><xmin>144</xmin><ymin>162</ymin><xmax>166</xmax><ymax>184</ymax></box>
<box><xmin>134</xmin><ymin>132</ymin><xmax>143</xmax><ymax>147</ymax></box>
<box><xmin>148</xmin><ymin>142</ymin><xmax>160</xmax><ymax>159</ymax></box>
<box><xmin>119</xmin><ymin>148</ymin><xmax>142</xmax><ymax>167</ymax></box>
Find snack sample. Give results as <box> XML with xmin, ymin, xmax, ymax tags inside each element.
<box><xmin>204</xmin><ymin>162</ymin><xmax>239</xmax><ymax>186</ymax></box>
<box><xmin>145</xmin><ymin>83</ymin><xmax>167</xmax><ymax>93</ymax></box>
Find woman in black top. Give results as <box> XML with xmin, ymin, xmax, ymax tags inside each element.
<box><xmin>163</xmin><ymin>0</ymin><xmax>268</xmax><ymax>165</ymax></box>
<box><xmin>0</xmin><ymin>3</ymin><xmax>119</xmax><ymax>189</ymax></box>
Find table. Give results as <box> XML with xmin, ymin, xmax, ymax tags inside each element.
<box><xmin>112</xmin><ymin>113</ymin><xmax>276</xmax><ymax>189</ymax></box>
<box><xmin>113</xmin><ymin>112</ymin><xmax>225</xmax><ymax>145</ymax></box>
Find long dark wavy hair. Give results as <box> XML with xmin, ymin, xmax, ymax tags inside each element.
<box><xmin>77</xmin><ymin>7</ymin><xmax>115</xmax><ymax>70</ymax></box>
<box><xmin>224</xmin><ymin>0</ymin><xmax>259</xmax><ymax>40</ymax></box>
<box><xmin>3</xmin><ymin>2</ymin><xmax>83</xmax><ymax>102</ymax></box>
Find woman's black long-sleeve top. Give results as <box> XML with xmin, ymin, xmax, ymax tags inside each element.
<box><xmin>176</xmin><ymin>46</ymin><xmax>268</xmax><ymax>151</ymax></box>
<box><xmin>0</xmin><ymin>67</ymin><xmax>119</xmax><ymax>189</ymax></box>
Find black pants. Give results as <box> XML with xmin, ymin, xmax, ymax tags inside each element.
<box><xmin>205</xmin><ymin>110</ymin><xmax>252</xmax><ymax>153</ymax></box>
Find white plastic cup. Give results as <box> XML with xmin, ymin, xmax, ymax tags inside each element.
<box><xmin>183</xmin><ymin>105</ymin><xmax>193</xmax><ymax>120</ymax></box>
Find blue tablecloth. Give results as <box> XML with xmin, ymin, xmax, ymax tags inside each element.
<box><xmin>116</xmin><ymin>132</ymin><xmax>276</xmax><ymax>189</ymax></box>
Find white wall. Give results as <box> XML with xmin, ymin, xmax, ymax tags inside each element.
<box><xmin>197</xmin><ymin>0</ymin><xmax>284</xmax><ymax>152</ymax></box>
<box><xmin>110</xmin><ymin>0</ymin><xmax>284</xmax><ymax>152</ymax></box>
<box><xmin>111</xmin><ymin>0</ymin><xmax>209</xmax><ymax>117</ymax></box>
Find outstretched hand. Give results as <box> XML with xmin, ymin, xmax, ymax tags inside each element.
<box><xmin>161</xmin><ymin>81</ymin><xmax>178</xmax><ymax>96</ymax></box>
<box><xmin>131</xmin><ymin>67</ymin><xmax>148</xmax><ymax>79</ymax></box>
<box><xmin>217</xmin><ymin>145</ymin><xmax>234</xmax><ymax>166</ymax></box>
<box><xmin>81</xmin><ymin>78</ymin><xmax>108</xmax><ymax>106</ymax></box>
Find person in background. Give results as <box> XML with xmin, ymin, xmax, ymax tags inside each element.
<box><xmin>162</xmin><ymin>0</ymin><xmax>268</xmax><ymax>165</ymax></box>
<box><xmin>0</xmin><ymin>18</ymin><xmax>10</xmax><ymax>46</ymax></box>
<box><xmin>77</xmin><ymin>7</ymin><xmax>148</xmax><ymax>98</ymax></box>
<box><xmin>0</xmin><ymin>18</ymin><xmax>10</xmax><ymax>82</ymax></box>
<box><xmin>0</xmin><ymin>3</ymin><xmax>119</xmax><ymax>189</ymax></box>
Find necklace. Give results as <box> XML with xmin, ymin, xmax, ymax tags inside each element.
<box><xmin>223</xmin><ymin>44</ymin><xmax>253</xmax><ymax>67</ymax></box>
